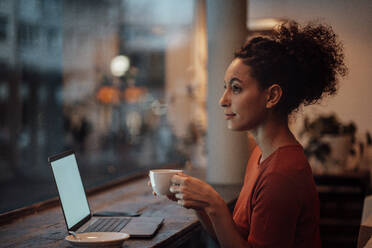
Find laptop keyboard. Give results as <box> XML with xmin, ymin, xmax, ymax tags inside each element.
<box><xmin>84</xmin><ymin>218</ymin><xmax>131</xmax><ymax>232</ymax></box>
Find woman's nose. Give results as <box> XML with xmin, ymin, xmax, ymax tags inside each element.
<box><xmin>219</xmin><ymin>90</ymin><xmax>230</xmax><ymax>107</ymax></box>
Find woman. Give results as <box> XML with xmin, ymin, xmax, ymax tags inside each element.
<box><xmin>167</xmin><ymin>21</ymin><xmax>347</xmax><ymax>247</ymax></box>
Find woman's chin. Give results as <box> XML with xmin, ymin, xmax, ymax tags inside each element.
<box><xmin>227</xmin><ymin>123</ymin><xmax>242</xmax><ymax>131</ymax></box>
<box><xmin>227</xmin><ymin>121</ymin><xmax>251</xmax><ymax>131</ymax></box>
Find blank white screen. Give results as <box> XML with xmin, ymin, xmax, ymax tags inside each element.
<box><xmin>51</xmin><ymin>154</ymin><xmax>90</xmax><ymax>229</ymax></box>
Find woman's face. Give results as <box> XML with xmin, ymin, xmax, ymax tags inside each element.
<box><xmin>219</xmin><ymin>58</ymin><xmax>268</xmax><ymax>131</ymax></box>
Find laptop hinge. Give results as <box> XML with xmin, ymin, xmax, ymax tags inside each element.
<box><xmin>69</xmin><ymin>214</ymin><xmax>91</xmax><ymax>232</ymax></box>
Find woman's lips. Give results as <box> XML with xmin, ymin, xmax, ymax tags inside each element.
<box><xmin>224</xmin><ymin>113</ymin><xmax>236</xmax><ymax>120</ymax></box>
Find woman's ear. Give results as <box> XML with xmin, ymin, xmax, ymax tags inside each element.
<box><xmin>265</xmin><ymin>84</ymin><xmax>282</xmax><ymax>109</ymax></box>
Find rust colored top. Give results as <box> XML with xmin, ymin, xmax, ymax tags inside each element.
<box><xmin>233</xmin><ymin>145</ymin><xmax>321</xmax><ymax>248</ymax></box>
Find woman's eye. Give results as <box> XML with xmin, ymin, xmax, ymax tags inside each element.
<box><xmin>232</xmin><ymin>85</ymin><xmax>242</xmax><ymax>93</ymax></box>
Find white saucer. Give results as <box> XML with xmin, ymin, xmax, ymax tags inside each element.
<box><xmin>65</xmin><ymin>232</ymin><xmax>130</xmax><ymax>247</ymax></box>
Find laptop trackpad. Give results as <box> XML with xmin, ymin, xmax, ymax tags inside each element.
<box><xmin>121</xmin><ymin>217</ymin><xmax>164</xmax><ymax>238</ymax></box>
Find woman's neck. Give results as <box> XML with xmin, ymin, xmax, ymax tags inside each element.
<box><xmin>251</xmin><ymin>116</ymin><xmax>299</xmax><ymax>162</ymax></box>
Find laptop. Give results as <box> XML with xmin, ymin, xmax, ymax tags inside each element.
<box><xmin>48</xmin><ymin>150</ymin><xmax>163</xmax><ymax>238</ymax></box>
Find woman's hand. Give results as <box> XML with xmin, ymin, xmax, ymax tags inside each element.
<box><xmin>169</xmin><ymin>172</ymin><xmax>224</xmax><ymax>215</ymax></box>
<box><xmin>170</xmin><ymin>173</ymin><xmax>249</xmax><ymax>248</ymax></box>
<box><xmin>147</xmin><ymin>180</ymin><xmax>177</xmax><ymax>201</ymax></box>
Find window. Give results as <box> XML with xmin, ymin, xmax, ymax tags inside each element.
<box><xmin>0</xmin><ymin>0</ymin><xmax>207</xmax><ymax>213</ymax></box>
<box><xmin>0</xmin><ymin>16</ymin><xmax>7</xmax><ymax>41</ymax></box>
<box><xmin>18</xmin><ymin>22</ymin><xmax>40</xmax><ymax>47</ymax></box>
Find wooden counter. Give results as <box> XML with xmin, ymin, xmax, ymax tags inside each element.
<box><xmin>0</xmin><ymin>169</ymin><xmax>241</xmax><ymax>248</ymax></box>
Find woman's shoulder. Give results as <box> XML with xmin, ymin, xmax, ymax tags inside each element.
<box><xmin>263</xmin><ymin>144</ymin><xmax>312</xmax><ymax>179</ymax></box>
<box><xmin>275</xmin><ymin>144</ymin><xmax>307</xmax><ymax>165</ymax></box>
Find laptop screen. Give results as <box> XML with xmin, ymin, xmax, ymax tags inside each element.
<box><xmin>50</xmin><ymin>153</ymin><xmax>90</xmax><ymax>229</ymax></box>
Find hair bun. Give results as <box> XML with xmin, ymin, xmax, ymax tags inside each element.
<box><xmin>235</xmin><ymin>20</ymin><xmax>347</xmax><ymax>115</ymax></box>
<box><xmin>274</xmin><ymin>21</ymin><xmax>347</xmax><ymax>104</ymax></box>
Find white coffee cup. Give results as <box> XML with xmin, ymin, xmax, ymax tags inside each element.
<box><xmin>149</xmin><ymin>169</ymin><xmax>183</xmax><ymax>195</ymax></box>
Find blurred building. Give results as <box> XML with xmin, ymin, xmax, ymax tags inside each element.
<box><xmin>0</xmin><ymin>0</ymin><xmax>207</xmax><ymax>213</ymax></box>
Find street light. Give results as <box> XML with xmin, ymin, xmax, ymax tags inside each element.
<box><xmin>110</xmin><ymin>55</ymin><xmax>130</xmax><ymax>77</ymax></box>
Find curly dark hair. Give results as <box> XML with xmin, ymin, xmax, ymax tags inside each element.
<box><xmin>235</xmin><ymin>21</ymin><xmax>348</xmax><ymax>116</ymax></box>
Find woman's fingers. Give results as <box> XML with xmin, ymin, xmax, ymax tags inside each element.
<box><xmin>169</xmin><ymin>185</ymin><xmax>181</xmax><ymax>193</ymax></box>
<box><xmin>175</xmin><ymin>193</ymin><xmax>184</xmax><ymax>199</ymax></box>
<box><xmin>173</xmin><ymin>189</ymin><xmax>207</xmax><ymax>205</ymax></box>
<box><xmin>147</xmin><ymin>180</ymin><xmax>158</xmax><ymax>196</ymax></box>
<box><xmin>177</xmin><ymin>199</ymin><xmax>209</xmax><ymax>210</ymax></box>
<box><xmin>171</xmin><ymin>174</ymin><xmax>187</xmax><ymax>185</ymax></box>
<box><xmin>166</xmin><ymin>194</ymin><xmax>177</xmax><ymax>201</ymax></box>
<box><xmin>168</xmin><ymin>174</ymin><xmax>215</xmax><ymax>211</ymax></box>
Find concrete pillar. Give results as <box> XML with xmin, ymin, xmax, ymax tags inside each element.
<box><xmin>206</xmin><ymin>0</ymin><xmax>253</xmax><ymax>185</ymax></box>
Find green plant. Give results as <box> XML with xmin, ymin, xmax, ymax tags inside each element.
<box><xmin>300</xmin><ymin>114</ymin><xmax>356</xmax><ymax>163</ymax></box>
<box><xmin>301</xmin><ymin>115</ymin><xmax>356</xmax><ymax>138</ymax></box>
